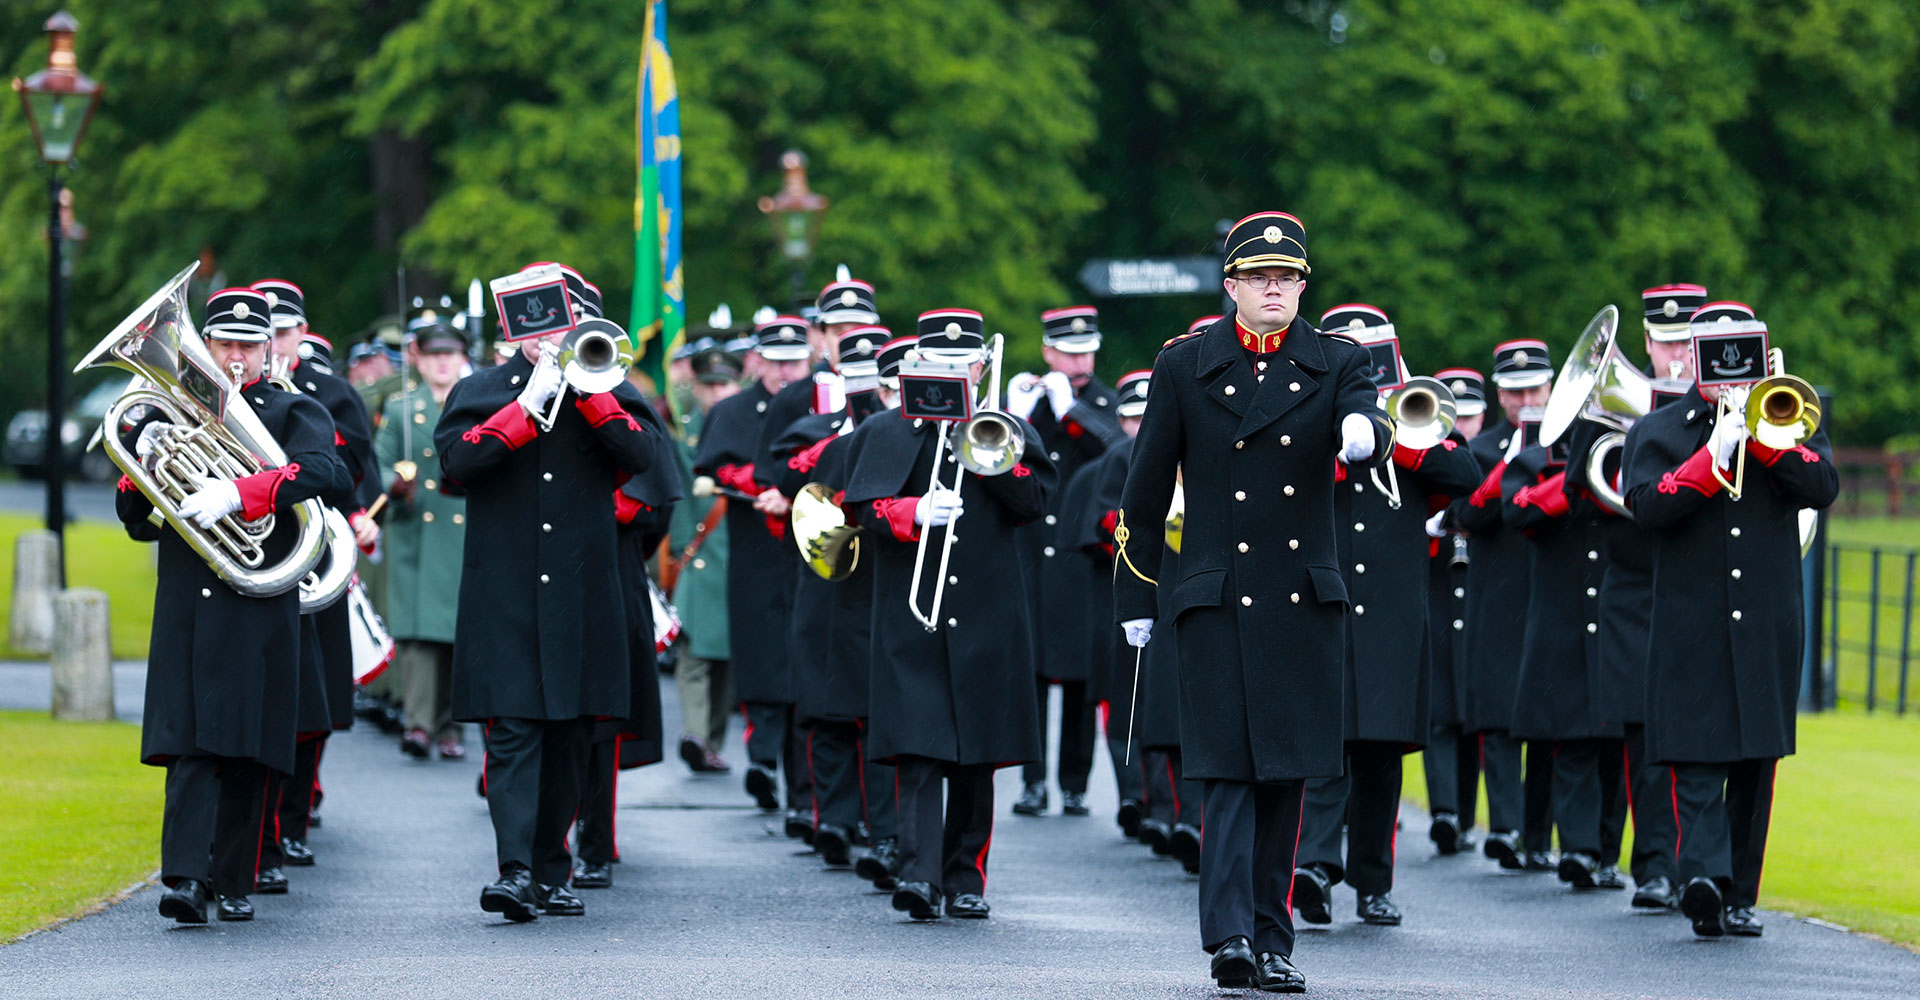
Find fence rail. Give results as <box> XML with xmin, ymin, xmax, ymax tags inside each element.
<box><xmin>1825</xmin><ymin>541</ymin><xmax>1920</xmax><ymax>713</ymax></box>
<box><xmin>1833</xmin><ymin>448</ymin><xmax>1920</xmax><ymax>518</ymax></box>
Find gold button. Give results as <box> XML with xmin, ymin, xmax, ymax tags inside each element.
<box><xmin>1291</xmin><ymin>593</ymin><xmax>1301</xmax><ymax>603</ymax></box>
<box><xmin>1235</xmin><ymin>440</ymin><xmax>1245</xmax><ymax>450</ymax></box>
<box><xmin>1238</xmin><ymin>542</ymin><xmax>1249</xmax><ymax>553</ymax></box>
<box><xmin>424</xmin><ymin>479</ymin><xmax>436</xmax><ymax>491</ymax></box>
<box><xmin>1289</xmin><ymin>539</ymin><xmax>1299</xmax><ymax>550</ymax></box>
<box><xmin>1281</xmin><ymin>435</ymin><xmax>1292</xmax><ymax>446</ymax></box>
<box><xmin>1284</xmin><ymin>485</ymin><xmax>1295</xmax><ymax>496</ymax></box>
<box><xmin>414</xmin><ymin>413</ymin><xmax>426</xmax><ymax>425</ymax></box>
<box><xmin>422</xmin><ymin>447</ymin><xmax>433</xmax><ymax>458</ymax></box>
<box><xmin>1235</xmin><ymin>491</ymin><xmax>1247</xmax><ymax>501</ymax></box>
<box><xmin>692</xmin><ymin>558</ymin><xmax>707</xmax><ymax>569</ymax></box>
<box><xmin>422</xmin><ymin>512</ymin><xmax>434</xmax><ymax>523</ymax></box>
<box><xmin>1225</xmin><ymin>386</ymin><xmax>1237</xmax><ymax>396</ymax></box>
<box><xmin>452</xmin><ymin>514</ymin><xmax>464</xmax><ymax>525</ymax></box>
<box><xmin>1241</xmin><ymin>596</ymin><xmax>1253</xmax><ymax>607</ymax></box>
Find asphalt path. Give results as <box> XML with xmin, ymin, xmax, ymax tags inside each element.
<box><xmin>0</xmin><ymin>479</ymin><xmax>117</xmax><ymax>523</ymax></box>
<box><xmin>2</xmin><ymin>673</ymin><xmax>1915</xmax><ymax>999</ymax></box>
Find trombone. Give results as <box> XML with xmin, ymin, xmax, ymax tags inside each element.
<box><xmin>533</xmin><ymin>319</ymin><xmax>633</xmax><ymax>431</ymax></box>
<box><xmin>908</xmin><ymin>333</ymin><xmax>1025</xmax><ymax>631</ymax></box>
<box><xmin>1711</xmin><ymin>347</ymin><xmax>1820</xmax><ymax>500</ymax></box>
<box><xmin>1369</xmin><ymin>376</ymin><xmax>1457</xmax><ymax>509</ymax></box>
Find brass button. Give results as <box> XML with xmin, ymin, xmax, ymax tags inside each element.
<box><xmin>1237</xmin><ymin>542</ymin><xmax>1249</xmax><ymax>553</ymax></box>
<box><xmin>1235</xmin><ymin>491</ymin><xmax>1247</xmax><ymax>501</ymax></box>
<box><xmin>1235</xmin><ymin>440</ymin><xmax>1245</xmax><ymax>450</ymax></box>
<box><xmin>692</xmin><ymin>558</ymin><xmax>707</xmax><ymax>569</ymax></box>
<box><xmin>422</xmin><ymin>512</ymin><xmax>434</xmax><ymax>523</ymax></box>
<box><xmin>452</xmin><ymin>514</ymin><xmax>464</xmax><ymax>525</ymax></box>
<box><xmin>1241</xmin><ymin>596</ymin><xmax>1253</xmax><ymax>607</ymax></box>
<box><xmin>424</xmin><ymin>479</ymin><xmax>436</xmax><ymax>491</ymax></box>
<box><xmin>1289</xmin><ymin>539</ymin><xmax>1299</xmax><ymax>550</ymax></box>
<box><xmin>1225</xmin><ymin>386</ymin><xmax>1237</xmax><ymax>396</ymax></box>
<box><xmin>414</xmin><ymin>413</ymin><xmax>426</xmax><ymax>425</ymax></box>
<box><xmin>1284</xmin><ymin>486</ymin><xmax>1295</xmax><ymax>496</ymax></box>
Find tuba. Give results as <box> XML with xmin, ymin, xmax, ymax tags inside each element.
<box><xmin>1370</xmin><ymin>377</ymin><xmax>1457</xmax><ymax>509</ymax></box>
<box><xmin>262</xmin><ymin>353</ymin><xmax>359</xmax><ymax>613</ymax></box>
<box><xmin>792</xmin><ymin>482</ymin><xmax>862</xmax><ymax>581</ymax></box>
<box><xmin>74</xmin><ymin>263</ymin><xmax>330</xmax><ymax>600</ymax></box>
<box><xmin>1539</xmin><ymin>305</ymin><xmax>1651</xmax><ymax>517</ymax></box>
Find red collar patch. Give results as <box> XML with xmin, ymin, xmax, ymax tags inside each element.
<box><xmin>1236</xmin><ymin>318</ymin><xmax>1287</xmax><ymax>354</ymax></box>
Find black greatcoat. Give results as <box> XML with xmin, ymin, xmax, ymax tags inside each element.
<box><xmin>434</xmin><ymin>353</ymin><xmax>654</xmax><ymax>722</ymax></box>
<box><xmin>770</xmin><ymin>411</ymin><xmax>877</xmax><ymax>725</ymax></box>
<box><xmin>842</xmin><ymin>409</ymin><xmax>1055</xmax><ymax>766</ymax></box>
<box><xmin>603</xmin><ymin>383</ymin><xmax>681</xmax><ymax>768</ymax></box>
<box><xmin>1334</xmin><ymin>436</ymin><xmax>1482</xmax><ymax>747</ymax></box>
<box><xmin>1621</xmin><ymin>391</ymin><xmax>1837</xmax><ymax>764</ymax></box>
<box><xmin>1503</xmin><ymin>432</ymin><xmax>1612</xmax><ymax>741</ymax></box>
<box><xmin>692</xmin><ymin>381</ymin><xmax>793</xmax><ymax>703</ymax></box>
<box><xmin>118</xmin><ymin>380</ymin><xmax>346</xmax><ymax>775</ymax></box>
<box><xmin>1074</xmin><ymin>446</ymin><xmax>1185</xmax><ymax>751</ymax></box>
<box><xmin>1016</xmin><ymin>377</ymin><xmax>1122</xmax><ymax>683</ymax></box>
<box><xmin>1066</xmin><ymin>445</ymin><xmax>1127</xmax><ymax>708</ymax></box>
<box><xmin>1114</xmin><ymin>314</ymin><xmax>1383</xmax><ymax>783</ymax></box>
<box><xmin>1448</xmin><ymin>418</ymin><xmax>1531</xmax><ymax>734</ymax></box>
<box><xmin>1426</xmin><ymin>535</ymin><xmax>1470</xmax><ymax>728</ymax></box>
<box><xmin>298</xmin><ymin>361</ymin><xmax>376</xmax><ymax>733</ymax></box>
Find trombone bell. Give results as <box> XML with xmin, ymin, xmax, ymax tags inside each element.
<box><xmin>1748</xmin><ymin>375</ymin><xmax>1819</xmax><ymax>451</ymax></box>
<box><xmin>951</xmin><ymin>410</ymin><xmax>1025</xmax><ymax>476</ymax></box>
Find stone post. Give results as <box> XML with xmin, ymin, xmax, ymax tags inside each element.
<box><xmin>51</xmin><ymin>588</ymin><xmax>113</xmax><ymax>721</ymax></box>
<box><xmin>9</xmin><ymin>530</ymin><xmax>60</xmax><ymax>653</ymax></box>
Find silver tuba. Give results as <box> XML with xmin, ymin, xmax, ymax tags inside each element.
<box><xmin>74</xmin><ymin>263</ymin><xmax>331</xmax><ymax>601</ymax></box>
<box><xmin>1539</xmin><ymin>305</ymin><xmax>1650</xmax><ymax>517</ymax></box>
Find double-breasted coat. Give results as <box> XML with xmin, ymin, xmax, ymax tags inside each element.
<box><xmin>843</xmin><ymin>408</ymin><xmax>1055</xmax><ymax>766</ymax></box>
<box><xmin>1114</xmin><ymin>314</ymin><xmax>1384</xmax><ymax>783</ymax></box>
<box><xmin>692</xmin><ymin>381</ymin><xmax>794</xmax><ymax>703</ymax></box>
<box><xmin>118</xmin><ymin>379</ymin><xmax>347</xmax><ymax>774</ymax></box>
<box><xmin>433</xmin><ymin>352</ymin><xmax>654</xmax><ymax>722</ymax></box>
<box><xmin>1016</xmin><ymin>377</ymin><xmax>1121</xmax><ymax>683</ymax></box>
<box><xmin>1503</xmin><ymin>430</ymin><xmax>1612</xmax><ymax>741</ymax></box>
<box><xmin>373</xmin><ymin>386</ymin><xmax>466</xmax><ymax>644</ymax></box>
<box><xmin>1063</xmin><ymin>445</ymin><xmax>1125</xmax><ymax>708</ymax></box>
<box><xmin>1448</xmin><ymin>418</ymin><xmax>1533</xmax><ymax>734</ymax></box>
<box><xmin>1622</xmin><ymin>390</ymin><xmax>1837</xmax><ymax>763</ymax></box>
<box><xmin>1426</xmin><ymin>532</ymin><xmax>1471</xmax><ymax>730</ymax></box>
<box><xmin>604</xmin><ymin>381</ymin><xmax>681</xmax><ymax>767</ymax></box>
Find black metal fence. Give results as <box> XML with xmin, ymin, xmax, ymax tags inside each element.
<box><xmin>1824</xmin><ymin>541</ymin><xmax>1920</xmax><ymax>713</ymax></box>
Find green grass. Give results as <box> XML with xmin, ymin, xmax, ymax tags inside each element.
<box><xmin>0</xmin><ymin>512</ymin><xmax>154</xmax><ymax>660</ymax></box>
<box><xmin>0</xmin><ymin>710</ymin><xmax>160</xmax><ymax>941</ymax></box>
<box><xmin>1404</xmin><ymin>710</ymin><xmax>1920</xmax><ymax>948</ymax></box>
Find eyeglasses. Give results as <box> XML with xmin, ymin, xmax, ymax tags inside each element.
<box><xmin>1233</xmin><ymin>272</ymin><xmax>1304</xmax><ymax>291</ymax></box>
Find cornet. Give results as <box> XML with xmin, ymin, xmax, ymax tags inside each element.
<box><xmin>1369</xmin><ymin>377</ymin><xmax>1457</xmax><ymax>509</ymax></box>
<box><xmin>533</xmin><ymin>319</ymin><xmax>633</xmax><ymax>431</ymax></box>
<box><xmin>1711</xmin><ymin>348</ymin><xmax>1820</xmax><ymax>500</ymax></box>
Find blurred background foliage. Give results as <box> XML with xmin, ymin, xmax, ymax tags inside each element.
<box><xmin>1</xmin><ymin>0</ymin><xmax>1916</xmax><ymax>442</ymax></box>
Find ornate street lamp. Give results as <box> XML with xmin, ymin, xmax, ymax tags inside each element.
<box><xmin>757</xmin><ymin>150</ymin><xmax>829</xmax><ymax>311</ymax></box>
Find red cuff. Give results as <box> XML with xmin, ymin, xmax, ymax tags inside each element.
<box><xmin>1334</xmin><ymin>458</ymin><xmax>1348</xmax><ymax>483</ymax></box>
<box><xmin>787</xmin><ymin>437</ymin><xmax>833</xmax><ymax>475</ymax></box>
<box><xmin>235</xmin><ymin>463</ymin><xmax>302</xmax><ymax>520</ymax></box>
<box><xmin>1468</xmin><ymin>461</ymin><xmax>1507</xmax><ymax>508</ymax></box>
<box><xmin>333</xmin><ymin>429</ymin><xmax>347</xmax><ymax>447</ymax></box>
<box><xmin>1656</xmin><ymin>446</ymin><xmax>1725</xmax><ymax>497</ymax></box>
<box><xmin>117</xmin><ymin>474</ymin><xmax>135</xmax><ymax>493</ymax></box>
<box><xmin>717</xmin><ymin>463</ymin><xmax>759</xmax><ymax>495</ymax></box>
<box><xmin>872</xmin><ymin>498</ymin><xmax>921</xmax><ymax>543</ymax></box>
<box><xmin>1392</xmin><ymin>443</ymin><xmax>1427</xmax><ymax>470</ymax></box>
<box><xmin>763</xmin><ymin>512</ymin><xmax>787</xmax><ymax>541</ymax></box>
<box><xmin>460</xmin><ymin>401</ymin><xmax>539</xmax><ymax>450</ymax></box>
<box><xmin>613</xmin><ymin>490</ymin><xmax>649</xmax><ymax>525</ymax></box>
<box><xmin>1747</xmin><ymin>439</ymin><xmax>1822</xmax><ymax>467</ymax></box>
<box><xmin>1512</xmin><ymin>472</ymin><xmax>1570</xmax><ymax>517</ymax></box>
<box><xmin>1064</xmin><ymin>419</ymin><xmax>1085</xmax><ymax>439</ymax></box>
<box><xmin>1099</xmin><ymin>509</ymin><xmax>1119</xmax><ymax>558</ymax></box>
<box><xmin>576</xmin><ymin>391</ymin><xmax>641</xmax><ymax>431</ymax></box>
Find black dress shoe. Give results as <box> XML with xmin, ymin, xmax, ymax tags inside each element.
<box><xmin>281</xmin><ymin>838</ymin><xmax>315</xmax><ymax>867</ymax></box>
<box><xmin>401</xmin><ymin>728</ymin><xmax>431</xmax><ymax>759</ymax></box>
<box><xmin>1633</xmin><ymin>875</ymin><xmax>1677</xmax><ymax>909</ymax></box>
<box><xmin>1169</xmin><ymin>823</ymin><xmax>1203</xmax><ymax>874</ymax></box>
<box><xmin>1060</xmin><ymin>791</ymin><xmax>1090</xmax><ymax>816</ymax></box>
<box><xmin>744</xmin><ymin>763</ymin><xmax>779</xmax><ymax>811</ymax></box>
<box><xmin>1524</xmin><ymin>850</ymin><xmax>1557</xmax><ymax>872</ymax></box>
<box><xmin>1725</xmin><ymin>905</ymin><xmax>1764</xmax><ymax>937</ymax></box>
<box><xmin>1679</xmin><ymin>877</ymin><xmax>1726</xmax><ymax>937</ymax></box>
<box><xmin>1357</xmin><ymin>892</ymin><xmax>1402</xmax><ymax>926</ymax></box>
<box><xmin>254</xmin><ymin>867</ymin><xmax>289</xmax><ymax>895</ymax></box>
<box><xmin>784</xmin><ymin>809</ymin><xmax>814</xmax><ymax>842</ymax></box>
<box><xmin>856</xmin><ymin>837</ymin><xmax>901</xmax><ymax>890</ymax></box>
<box><xmin>679</xmin><ymin>734</ymin><xmax>709</xmax><ymax>773</ymax></box>
<box><xmin>536</xmin><ymin>883</ymin><xmax>585</xmax><ymax>916</ymax></box>
<box><xmin>1558</xmin><ymin>850</ymin><xmax>1600</xmax><ymax>888</ymax></box>
<box><xmin>945</xmin><ymin>892</ymin><xmax>991</xmax><ymax>919</ymax></box>
<box><xmin>1011</xmin><ymin>782</ymin><xmax>1047</xmax><ymax>816</ymax></box>
<box><xmin>1456</xmin><ymin>828</ymin><xmax>1479</xmax><ymax>852</ymax></box>
<box><xmin>1291</xmin><ymin>866</ymin><xmax>1332</xmax><ymax>925</ymax></box>
<box><xmin>815</xmin><ymin>823</ymin><xmax>853</xmax><ymax>866</ymax></box>
<box><xmin>1139</xmin><ymin>818</ymin><xmax>1172</xmax><ymax>855</ymax></box>
<box><xmin>158</xmin><ymin>879</ymin><xmax>209</xmax><ymax>924</ymax></box>
<box><xmin>1209</xmin><ymin>935</ymin><xmax>1256</xmax><ymax>988</ymax></box>
<box><xmin>306</xmin><ymin>806</ymin><xmax>321</xmax><ymax>830</ymax></box>
<box><xmin>1594</xmin><ymin>864</ymin><xmax>1628</xmax><ymax>890</ymax></box>
<box><xmin>216</xmin><ymin>895</ymin><xmax>253</xmax><ymax>922</ymax></box>
<box><xmin>572</xmin><ymin>860</ymin><xmax>613</xmax><ymax>889</ymax></box>
<box><xmin>1483</xmin><ymin>830</ymin><xmax>1522</xmax><ymax>870</ymax></box>
<box><xmin>1116</xmin><ymin>798</ymin><xmax>1144</xmax><ymax>837</ymax></box>
<box><xmin>1255</xmin><ymin>951</ymin><xmax>1307</xmax><ymax>993</ymax></box>
<box><xmin>1430</xmin><ymin>811</ymin><xmax>1462</xmax><ymax>855</ymax></box>
<box><xmin>890</xmin><ymin>880</ymin><xmax>941</xmax><ymax>920</ymax></box>
<box><xmin>480</xmin><ymin>864</ymin><xmax>539</xmax><ymax>923</ymax></box>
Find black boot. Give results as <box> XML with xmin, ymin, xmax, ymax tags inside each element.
<box><xmin>1011</xmin><ymin>783</ymin><xmax>1047</xmax><ymax>817</ymax></box>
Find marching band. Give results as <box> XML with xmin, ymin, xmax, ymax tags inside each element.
<box><xmin>86</xmin><ymin>205</ymin><xmax>1836</xmax><ymax>992</ymax></box>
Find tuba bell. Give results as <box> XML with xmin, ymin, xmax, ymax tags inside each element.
<box><xmin>1541</xmin><ymin>305</ymin><xmax>1650</xmax><ymax>446</ymax></box>
<box><xmin>792</xmin><ymin>482</ymin><xmax>862</xmax><ymax>581</ymax></box>
<box><xmin>74</xmin><ymin>263</ymin><xmax>331</xmax><ymax>600</ymax></box>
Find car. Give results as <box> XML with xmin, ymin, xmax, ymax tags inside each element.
<box><xmin>4</xmin><ymin>376</ymin><xmax>127</xmax><ymax>483</ymax></box>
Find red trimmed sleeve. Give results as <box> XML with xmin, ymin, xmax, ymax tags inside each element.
<box><xmin>1392</xmin><ymin>442</ymin><xmax>1428</xmax><ymax>470</ymax></box>
<box><xmin>871</xmin><ymin>498</ymin><xmax>921</xmax><ymax>543</ymax></box>
<box><xmin>576</xmin><ymin>391</ymin><xmax>641</xmax><ymax>431</ymax></box>
<box><xmin>1099</xmin><ymin>508</ymin><xmax>1119</xmax><ymax>557</ymax></box>
<box><xmin>234</xmin><ymin>463</ymin><xmax>305</xmax><ymax>520</ymax></box>
<box><xmin>1064</xmin><ymin>419</ymin><xmax>1085</xmax><ymax>440</ymax></box>
<box><xmin>1655</xmin><ymin>446</ymin><xmax>1726</xmax><ymax>498</ymax></box>
<box><xmin>1747</xmin><ymin>439</ymin><xmax>1821</xmax><ymax>468</ymax></box>
<box><xmin>716</xmin><ymin>463</ymin><xmax>760</xmax><ymax>495</ymax></box>
<box><xmin>787</xmin><ymin>436</ymin><xmax>834</xmax><ymax>475</ymax></box>
<box><xmin>1467</xmin><ymin>461</ymin><xmax>1507</xmax><ymax>508</ymax></box>
<box><xmin>1511</xmin><ymin>471</ymin><xmax>1571</xmax><ymax>517</ymax></box>
<box><xmin>613</xmin><ymin>489</ymin><xmax>650</xmax><ymax>525</ymax></box>
<box><xmin>460</xmin><ymin>400</ymin><xmax>538</xmax><ymax>450</ymax></box>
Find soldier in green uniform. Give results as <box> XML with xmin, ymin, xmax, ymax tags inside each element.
<box><xmin>375</xmin><ymin>316</ymin><xmax>471</xmax><ymax>759</ymax></box>
<box><xmin>666</xmin><ymin>347</ymin><xmax>742</xmax><ymax>772</ymax></box>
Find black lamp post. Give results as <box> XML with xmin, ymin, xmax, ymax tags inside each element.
<box><xmin>13</xmin><ymin>10</ymin><xmax>101</xmax><ymax>573</ymax></box>
<box><xmin>757</xmin><ymin>150</ymin><xmax>829</xmax><ymax>312</ymax></box>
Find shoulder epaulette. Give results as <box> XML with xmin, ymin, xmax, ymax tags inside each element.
<box><xmin>1320</xmin><ymin>331</ymin><xmax>1362</xmax><ymax>348</ymax></box>
<box><xmin>1160</xmin><ymin>330</ymin><xmax>1204</xmax><ymax>351</ymax></box>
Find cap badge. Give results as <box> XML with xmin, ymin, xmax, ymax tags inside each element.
<box><xmin>945</xmin><ymin>322</ymin><xmax>961</xmax><ymax>336</ymax></box>
<box><xmin>1137</xmin><ymin>380</ymin><xmax>1149</xmax><ymax>398</ymax></box>
<box><xmin>1262</xmin><ymin>226</ymin><xmax>1284</xmax><ymax>243</ymax></box>
<box><xmin>1070</xmin><ymin>317</ymin><xmax>1087</xmax><ymax>333</ymax></box>
<box><xmin>1451</xmin><ymin>380</ymin><xmax>1466</xmax><ymax>393</ymax></box>
<box><xmin>1347</xmin><ymin>319</ymin><xmax>1365</xmax><ymax>332</ymax></box>
<box><xmin>1514</xmin><ymin>350</ymin><xmax>1529</xmax><ymax>366</ymax></box>
<box><xmin>263</xmin><ymin>292</ymin><xmax>279</xmax><ymax>309</ymax></box>
<box><xmin>840</xmin><ymin>289</ymin><xmax>858</xmax><ymax>307</ymax></box>
<box><xmin>232</xmin><ymin>302</ymin><xmax>250</xmax><ymax>319</ymax></box>
<box><xmin>856</xmin><ymin>341</ymin><xmax>873</xmax><ymax>355</ymax></box>
<box><xmin>1663</xmin><ymin>299</ymin><xmax>1679</xmax><ymax>318</ymax></box>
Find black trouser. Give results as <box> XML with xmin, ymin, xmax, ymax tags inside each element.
<box><xmin>258</xmin><ymin>734</ymin><xmax>325</xmax><ymax>870</ymax></box>
<box><xmin>483</xmin><ymin>716</ymin><xmax>591</xmax><ymax>886</ymax></box>
<box><xmin>1597</xmin><ymin>737</ymin><xmax>1628</xmax><ymax>865</ymax></box>
<box><xmin>1199</xmin><ymin>779</ymin><xmax>1305</xmax><ymax>957</ymax></box>
<box><xmin>893</xmin><ymin>756</ymin><xmax>996</xmax><ymax>896</ymax></box>
<box><xmin>863</xmin><ymin>747</ymin><xmax>898</xmax><ymax>841</ymax></box>
<box><xmin>744</xmin><ymin>701</ymin><xmax>812</xmax><ymax>810</ymax></box>
<box><xmin>1549</xmin><ymin>738</ymin><xmax>1607</xmax><ymax>856</ymax></box>
<box><xmin>1299</xmin><ymin>741</ymin><xmax>1404</xmax><ymax>894</ymax></box>
<box><xmin>1523</xmin><ymin>740</ymin><xmax>1555</xmax><ymax>852</ymax></box>
<box><xmin>577</xmin><ymin>736</ymin><xmax>619</xmax><ymax>866</ymax></box>
<box><xmin>1623</xmin><ymin>724</ymin><xmax>1676</xmax><ymax>884</ymax></box>
<box><xmin>808</xmin><ymin>720</ymin><xmax>864</xmax><ymax>834</ymax></box>
<box><xmin>1481</xmin><ymin>729</ymin><xmax>1524</xmax><ymax>834</ymax></box>
<box><xmin>1022</xmin><ymin>677</ymin><xmax>1094</xmax><ymax>794</ymax></box>
<box><xmin>1670</xmin><ymin>758</ymin><xmax>1777</xmax><ymax>907</ymax></box>
<box><xmin>1102</xmin><ymin>702</ymin><xmax>1145</xmax><ymax>805</ymax></box>
<box><xmin>1423</xmin><ymin>722</ymin><xmax>1481</xmax><ymax>829</ymax></box>
<box><xmin>1146</xmin><ymin>750</ymin><xmax>1204</xmax><ymax>828</ymax></box>
<box><xmin>162</xmin><ymin>755</ymin><xmax>268</xmax><ymax>898</ymax></box>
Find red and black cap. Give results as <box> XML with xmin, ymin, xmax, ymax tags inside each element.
<box><xmin>1040</xmin><ymin>306</ymin><xmax>1101</xmax><ymax>354</ymax></box>
<box><xmin>1690</xmin><ymin>302</ymin><xmax>1767</xmax><ymax>387</ymax></box>
<box><xmin>816</xmin><ymin>279</ymin><xmax>879</xmax><ymax>326</ymax></box>
<box><xmin>915</xmin><ymin>309</ymin><xmax>985</xmax><ymax>362</ymax></box>
<box><xmin>1434</xmin><ymin>367</ymin><xmax>1487</xmax><ymax>417</ymax></box>
<box><xmin>1491</xmin><ymin>339</ymin><xmax>1553</xmax><ymax>390</ymax></box>
<box><xmin>1188</xmin><ymin>315</ymin><xmax>1222</xmax><ymax>336</ymax></box>
<box><xmin>1115</xmin><ymin>369</ymin><xmax>1151</xmax><ymax>418</ymax></box>
<box><xmin>577</xmin><ymin>279</ymin><xmax>605</xmax><ymax>320</ymax></box>
<box><xmin>878</xmin><ymin>335</ymin><xmax>918</xmax><ymax>380</ymax></box>
<box><xmin>204</xmin><ymin>287</ymin><xmax>274</xmax><ymax>342</ymax></box>
<box><xmin>1319</xmin><ymin>303</ymin><xmax>1393</xmax><ymax>341</ymax></box>
<box><xmin>753</xmin><ymin>316</ymin><xmax>811</xmax><ymax>361</ymax></box>
<box><xmin>1222</xmin><ymin>211</ymin><xmax>1309</xmax><ymax>275</ymax></box>
<box><xmin>252</xmin><ymin>279</ymin><xmax>306</xmax><ymax>330</ymax></box>
<box><xmin>836</xmin><ymin>325</ymin><xmax>890</xmax><ymax>368</ymax></box>
<box><xmin>1643</xmin><ymin>283</ymin><xmax>1708</xmax><ymax>343</ymax></box>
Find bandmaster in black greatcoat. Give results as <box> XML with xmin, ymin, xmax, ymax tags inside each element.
<box><xmin>1113</xmin><ymin>212</ymin><xmax>1386</xmax><ymax>993</ymax></box>
<box><xmin>434</xmin><ymin>314</ymin><xmax>654</xmax><ymax>922</ymax></box>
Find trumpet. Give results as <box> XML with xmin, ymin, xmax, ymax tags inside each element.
<box><xmin>908</xmin><ymin>334</ymin><xmax>1025</xmax><ymax>631</ymax></box>
<box><xmin>1711</xmin><ymin>348</ymin><xmax>1820</xmax><ymax>500</ymax></box>
<box><xmin>533</xmin><ymin>319</ymin><xmax>633</xmax><ymax>431</ymax></box>
<box><xmin>1369</xmin><ymin>376</ymin><xmax>1457</xmax><ymax>509</ymax></box>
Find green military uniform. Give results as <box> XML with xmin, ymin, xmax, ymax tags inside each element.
<box><xmin>669</xmin><ymin>406</ymin><xmax>731</xmax><ymax>752</ymax></box>
<box><xmin>355</xmin><ymin>367</ymin><xmax>411</xmax><ymax>704</ymax></box>
<box><xmin>375</xmin><ymin>383</ymin><xmax>467</xmax><ymax>742</ymax></box>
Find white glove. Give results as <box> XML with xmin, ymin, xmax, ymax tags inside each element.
<box><xmin>1006</xmin><ymin>375</ymin><xmax>1044</xmax><ymax>420</ymax></box>
<box><xmin>913</xmin><ymin>488</ymin><xmax>966</xmax><ymax>527</ymax></box>
<box><xmin>1425</xmin><ymin>509</ymin><xmax>1449</xmax><ymax>538</ymax></box>
<box><xmin>1504</xmin><ymin>429</ymin><xmax>1528</xmax><ymax>464</ymax></box>
<box><xmin>1121</xmin><ymin>618</ymin><xmax>1154</xmax><ymax>648</ymax></box>
<box><xmin>1042</xmin><ymin>371</ymin><xmax>1076</xmax><ymax>419</ymax></box>
<box><xmin>518</xmin><ymin>343</ymin><xmax>564</xmax><ymax>417</ymax></box>
<box><xmin>1713</xmin><ymin>411</ymin><xmax>1746</xmax><ymax>467</ymax></box>
<box><xmin>134</xmin><ymin>421</ymin><xmax>174</xmax><ymax>465</ymax></box>
<box><xmin>1339</xmin><ymin>412</ymin><xmax>1376</xmax><ymax>464</ymax></box>
<box><xmin>179</xmin><ymin>477</ymin><xmax>243</xmax><ymax>528</ymax></box>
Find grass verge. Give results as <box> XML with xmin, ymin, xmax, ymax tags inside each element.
<box><xmin>0</xmin><ymin>710</ymin><xmax>160</xmax><ymax>941</ymax></box>
<box><xmin>0</xmin><ymin>512</ymin><xmax>154</xmax><ymax>660</ymax></box>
